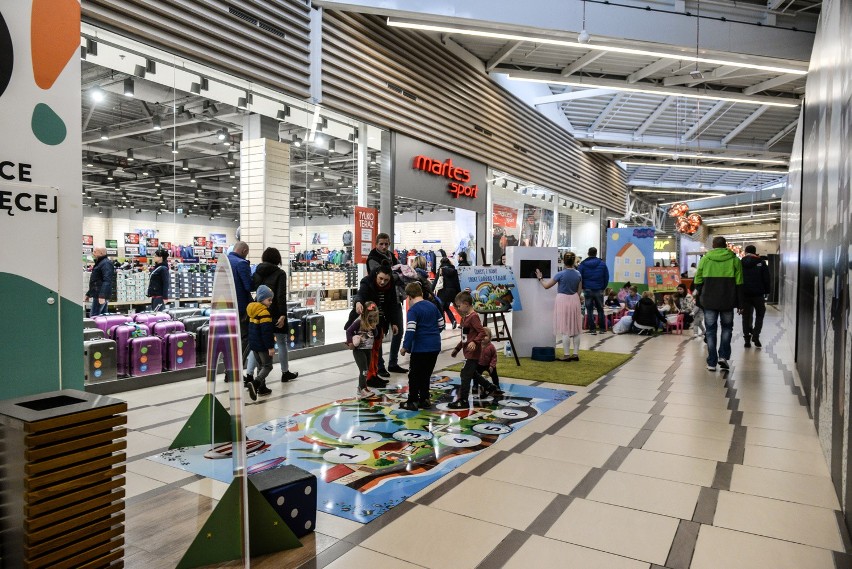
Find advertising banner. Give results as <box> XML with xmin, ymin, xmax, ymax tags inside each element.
<box><xmin>458</xmin><ymin>266</ymin><xmax>522</xmax><ymax>312</ymax></box>
<box><xmin>146</xmin><ymin>237</ymin><xmax>159</xmax><ymax>248</ymax></box>
<box><xmin>124</xmin><ymin>232</ymin><xmax>140</xmax><ymax>245</ymax></box>
<box><xmin>82</xmin><ymin>234</ymin><xmax>93</xmax><ymax>245</ymax></box>
<box><xmin>193</xmin><ymin>236</ymin><xmax>207</xmax><ymax>247</ymax></box>
<box><xmin>557</xmin><ymin>213</ymin><xmax>572</xmax><ymax>248</ymax></box>
<box><xmin>606</xmin><ymin>227</ymin><xmax>655</xmax><ymax>287</ymax></box>
<box><xmin>492</xmin><ymin>204</ymin><xmax>520</xmax><ymax>264</ymax></box>
<box><xmin>209</xmin><ymin>233</ymin><xmax>227</xmax><ymax>245</ymax></box>
<box><xmin>354</xmin><ymin>206</ymin><xmax>378</xmax><ymax>264</ymax></box>
<box><xmin>105</xmin><ymin>239</ymin><xmax>118</xmax><ymax>248</ymax></box>
<box><xmin>125</xmin><ymin>245</ymin><xmax>140</xmax><ymax>257</ymax></box>
<box><xmin>647</xmin><ymin>267</ymin><xmax>681</xmax><ymax>292</ymax></box>
<box><xmin>520</xmin><ymin>205</ymin><xmax>554</xmax><ymax>247</ymax></box>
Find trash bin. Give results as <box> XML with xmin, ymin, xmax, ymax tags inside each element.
<box><xmin>0</xmin><ymin>389</ymin><xmax>127</xmax><ymax>568</ymax></box>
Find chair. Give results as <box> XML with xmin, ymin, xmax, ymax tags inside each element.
<box><xmin>666</xmin><ymin>313</ymin><xmax>685</xmax><ymax>335</ymax></box>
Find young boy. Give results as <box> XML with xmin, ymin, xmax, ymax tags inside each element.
<box><xmin>476</xmin><ymin>328</ymin><xmax>500</xmax><ymax>393</ymax></box>
<box><xmin>449</xmin><ymin>291</ymin><xmax>502</xmax><ymax>409</ymax></box>
<box><xmin>246</xmin><ymin>285</ymin><xmax>275</xmax><ymax>401</ymax></box>
<box><xmin>399</xmin><ymin>282</ymin><xmax>444</xmax><ymax>410</ymax></box>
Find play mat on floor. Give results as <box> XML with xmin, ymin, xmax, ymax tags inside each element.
<box><xmin>149</xmin><ymin>374</ymin><xmax>573</xmax><ymax>523</ymax></box>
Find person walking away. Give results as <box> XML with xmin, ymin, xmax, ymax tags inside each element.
<box><xmin>86</xmin><ymin>247</ymin><xmax>114</xmax><ymax>316</ymax></box>
<box><xmin>577</xmin><ymin>247</ymin><xmax>610</xmax><ymax>335</ymax></box>
<box><xmin>227</xmin><ymin>242</ymin><xmax>255</xmax><ymax>384</ymax></box>
<box><xmin>435</xmin><ymin>257</ymin><xmax>461</xmax><ymax>329</ymax></box>
<box><xmin>740</xmin><ymin>245</ymin><xmax>770</xmax><ymax>348</ymax></box>
<box><xmin>248</xmin><ymin>247</ymin><xmax>299</xmax><ymax>382</ymax></box>
<box><xmin>346</xmin><ymin>302</ymin><xmax>382</xmax><ymax>397</ymax></box>
<box><xmin>366</xmin><ymin>233</ymin><xmax>406</xmax><ymax>375</ymax></box>
<box><xmin>449</xmin><ymin>291</ymin><xmax>501</xmax><ymax>409</ymax></box>
<box><xmin>147</xmin><ymin>249</ymin><xmax>170</xmax><ymax>311</ymax></box>
<box><xmin>476</xmin><ymin>328</ymin><xmax>500</xmax><ymax>392</ymax></box>
<box><xmin>536</xmin><ymin>252</ymin><xmax>584</xmax><ymax>361</ymax></box>
<box><xmin>349</xmin><ymin>266</ymin><xmax>399</xmax><ymax>386</ymax></box>
<box><xmin>694</xmin><ymin>236</ymin><xmax>743</xmax><ymax>371</ymax></box>
<box><xmin>245</xmin><ymin>285</ymin><xmax>276</xmax><ymax>401</ymax></box>
<box><xmin>399</xmin><ymin>282</ymin><xmax>444</xmax><ymax>410</ymax></box>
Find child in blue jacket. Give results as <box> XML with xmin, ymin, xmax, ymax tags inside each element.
<box><xmin>399</xmin><ymin>282</ymin><xmax>444</xmax><ymax>411</ymax></box>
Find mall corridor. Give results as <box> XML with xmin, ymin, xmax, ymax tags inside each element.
<box><xmin>118</xmin><ymin>307</ymin><xmax>850</xmax><ymax>569</ymax></box>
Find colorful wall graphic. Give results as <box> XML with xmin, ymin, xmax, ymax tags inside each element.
<box><xmin>458</xmin><ymin>265</ymin><xmax>522</xmax><ymax>312</ymax></box>
<box><xmin>151</xmin><ymin>377</ymin><xmax>571</xmax><ymax>523</ymax></box>
<box><xmin>647</xmin><ymin>267</ymin><xmax>681</xmax><ymax>293</ymax></box>
<box><xmin>0</xmin><ymin>0</ymin><xmax>83</xmax><ymax>398</ymax></box>
<box><xmin>606</xmin><ymin>227</ymin><xmax>655</xmax><ymax>287</ymax></box>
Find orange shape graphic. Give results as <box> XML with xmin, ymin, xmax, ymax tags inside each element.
<box><xmin>31</xmin><ymin>0</ymin><xmax>81</xmax><ymax>90</ymax></box>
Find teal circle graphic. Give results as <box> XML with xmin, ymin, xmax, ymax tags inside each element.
<box><xmin>31</xmin><ymin>103</ymin><xmax>67</xmax><ymax>145</ymax></box>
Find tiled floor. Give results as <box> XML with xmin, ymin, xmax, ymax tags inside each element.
<box><xmin>116</xmin><ymin>308</ymin><xmax>852</xmax><ymax>568</ymax></box>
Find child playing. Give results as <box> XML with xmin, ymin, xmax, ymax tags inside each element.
<box><xmin>449</xmin><ymin>291</ymin><xmax>502</xmax><ymax>409</ymax></box>
<box><xmin>246</xmin><ymin>285</ymin><xmax>275</xmax><ymax>401</ymax></box>
<box><xmin>625</xmin><ymin>286</ymin><xmax>641</xmax><ymax>309</ymax></box>
<box><xmin>604</xmin><ymin>291</ymin><xmax>621</xmax><ymax>308</ymax></box>
<box><xmin>399</xmin><ymin>282</ymin><xmax>444</xmax><ymax>410</ymax></box>
<box><xmin>346</xmin><ymin>302</ymin><xmax>386</xmax><ymax>397</ymax></box>
<box><xmin>476</xmin><ymin>328</ymin><xmax>500</xmax><ymax>393</ymax></box>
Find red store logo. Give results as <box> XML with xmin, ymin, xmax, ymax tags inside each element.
<box><xmin>412</xmin><ymin>156</ymin><xmax>479</xmax><ymax>199</ymax></box>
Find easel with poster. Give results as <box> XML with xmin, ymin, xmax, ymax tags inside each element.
<box><xmin>458</xmin><ymin>266</ymin><xmax>522</xmax><ymax>366</ymax></box>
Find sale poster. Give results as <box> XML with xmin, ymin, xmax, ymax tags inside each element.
<box><xmin>354</xmin><ymin>206</ymin><xmax>378</xmax><ymax>264</ymax></box>
<box><xmin>146</xmin><ymin>238</ymin><xmax>159</xmax><ymax>248</ymax></box>
<box><xmin>124</xmin><ymin>232</ymin><xmax>140</xmax><ymax>245</ymax></box>
<box><xmin>492</xmin><ymin>204</ymin><xmax>520</xmax><ymax>264</ymax></box>
<box><xmin>193</xmin><ymin>236</ymin><xmax>207</xmax><ymax>247</ymax></box>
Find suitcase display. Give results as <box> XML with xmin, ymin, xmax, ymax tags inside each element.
<box><xmin>195</xmin><ymin>323</ymin><xmax>209</xmax><ymax>365</ymax></box>
<box><xmin>181</xmin><ymin>316</ymin><xmax>210</xmax><ymax>334</ymax></box>
<box><xmin>166</xmin><ymin>308</ymin><xmax>201</xmax><ymax>320</ymax></box>
<box><xmin>83</xmin><ymin>328</ymin><xmax>105</xmax><ymax>341</ymax></box>
<box><xmin>287</xmin><ymin>318</ymin><xmax>305</xmax><ymax>350</ymax></box>
<box><xmin>84</xmin><ymin>339</ymin><xmax>117</xmax><ymax>383</ymax></box>
<box><xmin>304</xmin><ymin>314</ymin><xmax>325</xmax><ymax>347</ymax></box>
<box><xmin>109</xmin><ymin>323</ymin><xmax>150</xmax><ymax>376</ymax></box>
<box><xmin>286</xmin><ymin>301</ymin><xmax>300</xmax><ymax>314</ymax></box>
<box><xmin>83</xmin><ymin>318</ymin><xmax>98</xmax><ymax>329</ymax></box>
<box><xmin>163</xmin><ymin>332</ymin><xmax>196</xmax><ymax>371</ymax></box>
<box><xmin>128</xmin><ymin>336</ymin><xmax>163</xmax><ymax>377</ymax></box>
<box><xmin>291</xmin><ymin>307</ymin><xmax>313</xmax><ymax>320</ymax></box>
<box><xmin>152</xmin><ymin>320</ymin><xmax>186</xmax><ymax>338</ymax></box>
<box><xmin>134</xmin><ymin>312</ymin><xmax>172</xmax><ymax>326</ymax></box>
<box><xmin>93</xmin><ymin>314</ymin><xmax>131</xmax><ymax>333</ymax></box>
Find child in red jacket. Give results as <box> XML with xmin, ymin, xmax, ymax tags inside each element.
<box><xmin>449</xmin><ymin>292</ymin><xmax>502</xmax><ymax>409</ymax></box>
<box><xmin>476</xmin><ymin>328</ymin><xmax>500</xmax><ymax>392</ymax></box>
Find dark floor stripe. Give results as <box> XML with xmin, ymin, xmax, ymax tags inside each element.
<box><xmin>476</xmin><ymin>529</ymin><xmax>532</xmax><ymax>569</ymax></box>
<box><xmin>664</xmin><ymin>519</ymin><xmax>701</xmax><ymax>569</ymax></box>
<box><xmin>412</xmin><ymin>472</ymin><xmax>470</xmax><ymax>506</ymax></box>
<box><xmin>524</xmin><ymin>494</ymin><xmax>574</xmax><ymax>536</ymax></box>
<box><xmin>836</xmin><ymin>510</ymin><xmax>852</xmax><ymax>554</ymax></box>
<box><xmin>568</xmin><ymin>468</ymin><xmax>607</xmax><ymax>499</ymax></box>
<box><xmin>508</xmin><ymin>431</ymin><xmax>546</xmax><ymax>454</ymax></box>
<box><xmin>342</xmin><ymin>501</ymin><xmax>417</xmax><ymax>545</ymax></box>
<box><xmin>712</xmin><ymin>462</ymin><xmax>734</xmax><ymax>491</ymax></box>
<box><xmin>628</xmin><ymin>429</ymin><xmax>654</xmax><ymax>449</ymax></box>
<box><xmin>833</xmin><ymin>551</ymin><xmax>852</xmax><ymax>569</ymax></box>
<box><xmin>649</xmin><ymin>401</ymin><xmax>668</xmax><ymax>415</ymax></box>
<box><xmin>542</xmin><ymin>405</ymin><xmax>589</xmax><ymax>435</ymax></box>
<box><xmin>692</xmin><ymin>487</ymin><xmax>720</xmax><ymax>525</ymax></box>
<box><xmin>601</xmin><ymin>446</ymin><xmax>632</xmax><ymax>470</ymax></box>
<box><xmin>467</xmin><ymin>450</ymin><xmax>512</xmax><ymax>477</ymax></box>
<box><xmin>642</xmin><ymin>414</ymin><xmax>664</xmax><ymax>431</ymax></box>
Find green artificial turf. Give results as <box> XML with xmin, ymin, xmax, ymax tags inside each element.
<box><xmin>442</xmin><ymin>349</ymin><xmax>633</xmax><ymax>387</ymax></box>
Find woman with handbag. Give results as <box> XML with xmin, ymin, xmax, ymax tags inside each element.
<box><xmin>434</xmin><ymin>257</ymin><xmax>460</xmax><ymax>329</ymax></box>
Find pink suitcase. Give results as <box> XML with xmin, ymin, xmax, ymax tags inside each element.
<box><xmin>164</xmin><ymin>332</ymin><xmax>196</xmax><ymax>371</ymax></box>
<box><xmin>109</xmin><ymin>323</ymin><xmax>150</xmax><ymax>376</ymax></box>
<box><xmin>129</xmin><ymin>336</ymin><xmax>163</xmax><ymax>376</ymax></box>
<box><xmin>93</xmin><ymin>314</ymin><xmax>132</xmax><ymax>333</ymax></box>
<box><xmin>134</xmin><ymin>312</ymin><xmax>172</xmax><ymax>326</ymax></box>
<box><xmin>151</xmin><ymin>320</ymin><xmax>185</xmax><ymax>338</ymax></box>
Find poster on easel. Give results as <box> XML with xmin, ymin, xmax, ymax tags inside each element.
<box><xmin>458</xmin><ymin>266</ymin><xmax>522</xmax><ymax>312</ymax></box>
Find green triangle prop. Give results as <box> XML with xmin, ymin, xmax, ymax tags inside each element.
<box><xmin>176</xmin><ymin>477</ymin><xmax>302</xmax><ymax>569</ymax></box>
<box><xmin>169</xmin><ymin>393</ymin><xmax>232</xmax><ymax>449</ymax></box>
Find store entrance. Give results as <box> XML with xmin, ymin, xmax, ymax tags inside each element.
<box><xmin>392</xmin><ymin>199</ymin><xmax>477</xmax><ymax>272</ymax></box>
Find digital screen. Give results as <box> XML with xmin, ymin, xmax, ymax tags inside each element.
<box><xmin>519</xmin><ymin>259</ymin><xmax>552</xmax><ymax>279</ymax></box>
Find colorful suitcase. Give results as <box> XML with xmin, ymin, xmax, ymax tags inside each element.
<box><xmin>134</xmin><ymin>312</ymin><xmax>172</xmax><ymax>326</ymax></box>
<box><xmin>195</xmin><ymin>323</ymin><xmax>209</xmax><ymax>365</ymax></box>
<box><xmin>83</xmin><ymin>318</ymin><xmax>98</xmax><ymax>329</ymax></box>
<box><xmin>128</xmin><ymin>336</ymin><xmax>162</xmax><ymax>376</ymax></box>
<box><xmin>152</xmin><ymin>320</ymin><xmax>186</xmax><ymax>338</ymax></box>
<box><xmin>84</xmin><ymin>338</ymin><xmax>117</xmax><ymax>383</ymax></box>
<box><xmin>166</xmin><ymin>308</ymin><xmax>201</xmax><ymax>320</ymax></box>
<box><xmin>164</xmin><ymin>332</ymin><xmax>196</xmax><ymax>371</ymax></box>
<box><xmin>181</xmin><ymin>316</ymin><xmax>210</xmax><ymax>334</ymax></box>
<box><xmin>110</xmin><ymin>323</ymin><xmax>150</xmax><ymax>376</ymax></box>
<box><xmin>84</xmin><ymin>328</ymin><xmax>105</xmax><ymax>341</ymax></box>
<box><xmin>304</xmin><ymin>313</ymin><xmax>325</xmax><ymax>346</ymax></box>
<box><xmin>93</xmin><ymin>314</ymin><xmax>131</xmax><ymax>333</ymax></box>
<box><xmin>287</xmin><ymin>318</ymin><xmax>305</xmax><ymax>350</ymax></box>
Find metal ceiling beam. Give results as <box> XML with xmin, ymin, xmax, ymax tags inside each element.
<box><xmin>572</xmin><ymin>131</ymin><xmax>773</xmax><ymax>153</ymax></box>
<box><xmin>721</xmin><ymin>105</ymin><xmax>770</xmax><ymax>145</ymax></box>
<box><xmin>627</xmin><ymin>58</ymin><xmax>675</xmax><ymax>83</ymax></box>
<box><xmin>626</xmin><ymin>179</ymin><xmax>779</xmax><ymax>192</ymax></box>
<box><xmin>682</xmin><ymin>101</ymin><xmax>727</xmax><ymax>141</ymax></box>
<box><xmin>485</xmin><ymin>40</ymin><xmax>522</xmax><ymax>72</ymax></box>
<box><xmin>767</xmin><ymin>0</ymin><xmax>786</xmax><ymax>9</ymax></box>
<box><xmin>589</xmin><ymin>93</ymin><xmax>626</xmax><ymax>132</ymax></box>
<box><xmin>663</xmin><ymin>65</ymin><xmax>740</xmax><ymax>87</ymax></box>
<box><xmin>743</xmin><ymin>73</ymin><xmax>801</xmax><ymax>95</ymax></box>
<box><xmin>560</xmin><ymin>51</ymin><xmax>606</xmax><ymax>78</ymax></box>
<box><xmin>533</xmin><ymin>88</ymin><xmax>616</xmax><ymax>105</ymax></box>
<box><xmin>635</xmin><ymin>96</ymin><xmax>675</xmax><ymax>137</ymax></box>
<box><xmin>765</xmin><ymin>118</ymin><xmax>799</xmax><ymax>148</ymax></box>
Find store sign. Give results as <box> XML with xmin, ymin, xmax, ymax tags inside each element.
<box><xmin>124</xmin><ymin>232</ymin><xmax>140</xmax><ymax>245</ymax></box>
<box><xmin>125</xmin><ymin>245</ymin><xmax>140</xmax><ymax>257</ymax></box>
<box><xmin>394</xmin><ymin>135</ymin><xmax>487</xmax><ymax>214</ymax></box>
<box><xmin>193</xmin><ymin>236</ymin><xmax>207</xmax><ymax>247</ymax></box>
<box><xmin>354</xmin><ymin>206</ymin><xmax>378</xmax><ymax>264</ymax></box>
<box><xmin>654</xmin><ymin>239</ymin><xmax>674</xmax><ymax>251</ymax></box>
<box><xmin>82</xmin><ymin>234</ymin><xmax>93</xmax><ymax>245</ymax></box>
<box><xmin>146</xmin><ymin>237</ymin><xmax>159</xmax><ymax>248</ymax></box>
<box><xmin>105</xmin><ymin>239</ymin><xmax>118</xmax><ymax>249</ymax></box>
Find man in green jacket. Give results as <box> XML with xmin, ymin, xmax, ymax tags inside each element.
<box><xmin>694</xmin><ymin>236</ymin><xmax>743</xmax><ymax>372</ymax></box>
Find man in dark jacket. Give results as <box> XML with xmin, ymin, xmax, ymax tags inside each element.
<box><xmin>147</xmin><ymin>249</ymin><xmax>170</xmax><ymax>311</ymax></box>
<box><xmin>739</xmin><ymin>245</ymin><xmax>771</xmax><ymax>348</ymax></box>
<box><xmin>251</xmin><ymin>247</ymin><xmax>298</xmax><ymax>381</ymax></box>
<box><xmin>694</xmin><ymin>236</ymin><xmax>743</xmax><ymax>371</ymax></box>
<box><xmin>227</xmin><ymin>241</ymin><xmax>254</xmax><ymax>383</ymax></box>
<box><xmin>86</xmin><ymin>247</ymin><xmax>115</xmax><ymax>316</ymax></box>
<box><xmin>365</xmin><ymin>233</ymin><xmax>406</xmax><ymax>375</ymax></box>
<box><xmin>348</xmin><ymin>266</ymin><xmax>402</xmax><ymax>380</ymax></box>
<box><xmin>577</xmin><ymin>247</ymin><xmax>610</xmax><ymax>334</ymax></box>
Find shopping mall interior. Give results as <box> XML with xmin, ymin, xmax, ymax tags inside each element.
<box><xmin>1</xmin><ymin>0</ymin><xmax>850</xmax><ymax>567</ymax></box>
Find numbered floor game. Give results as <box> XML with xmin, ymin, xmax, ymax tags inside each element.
<box><xmin>150</xmin><ymin>375</ymin><xmax>573</xmax><ymax>523</ymax></box>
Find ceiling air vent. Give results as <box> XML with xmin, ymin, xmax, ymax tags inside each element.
<box><xmin>387</xmin><ymin>83</ymin><xmax>419</xmax><ymax>102</ymax></box>
<box><xmin>228</xmin><ymin>6</ymin><xmax>286</xmax><ymax>39</ymax></box>
<box><xmin>474</xmin><ymin>125</ymin><xmax>493</xmax><ymax>137</ymax></box>
<box><xmin>228</xmin><ymin>6</ymin><xmax>258</xmax><ymax>25</ymax></box>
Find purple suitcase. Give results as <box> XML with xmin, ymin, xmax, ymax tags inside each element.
<box><xmin>109</xmin><ymin>323</ymin><xmax>150</xmax><ymax>376</ymax></box>
<box><xmin>93</xmin><ymin>314</ymin><xmax>132</xmax><ymax>333</ymax></box>
<box><xmin>164</xmin><ymin>332</ymin><xmax>196</xmax><ymax>371</ymax></box>
<box><xmin>134</xmin><ymin>312</ymin><xmax>172</xmax><ymax>326</ymax></box>
<box><xmin>152</xmin><ymin>320</ymin><xmax>185</xmax><ymax>338</ymax></box>
<box><xmin>129</xmin><ymin>336</ymin><xmax>163</xmax><ymax>377</ymax></box>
